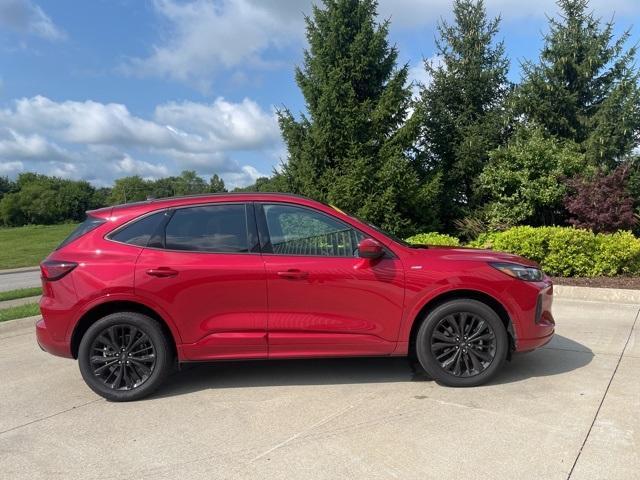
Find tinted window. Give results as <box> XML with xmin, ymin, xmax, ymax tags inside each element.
<box><xmin>262</xmin><ymin>204</ymin><xmax>364</xmax><ymax>257</ymax></box>
<box><xmin>165</xmin><ymin>204</ymin><xmax>249</xmax><ymax>253</ymax></box>
<box><xmin>57</xmin><ymin>216</ymin><xmax>105</xmax><ymax>250</ymax></box>
<box><xmin>110</xmin><ymin>211</ymin><xmax>167</xmax><ymax>247</ymax></box>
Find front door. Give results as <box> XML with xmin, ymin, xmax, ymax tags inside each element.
<box><xmin>134</xmin><ymin>203</ymin><xmax>268</xmax><ymax>360</ymax></box>
<box><xmin>257</xmin><ymin>203</ymin><xmax>405</xmax><ymax>358</ymax></box>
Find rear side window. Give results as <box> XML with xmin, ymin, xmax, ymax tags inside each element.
<box><xmin>109</xmin><ymin>211</ymin><xmax>168</xmax><ymax>247</ymax></box>
<box><xmin>57</xmin><ymin>216</ymin><xmax>106</xmax><ymax>250</ymax></box>
<box><xmin>165</xmin><ymin>204</ymin><xmax>249</xmax><ymax>253</ymax></box>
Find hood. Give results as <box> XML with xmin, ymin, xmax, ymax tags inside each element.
<box><xmin>407</xmin><ymin>245</ymin><xmax>540</xmax><ymax>268</ymax></box>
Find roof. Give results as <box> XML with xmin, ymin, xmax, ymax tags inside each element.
<box><xmin>101</xmin><ymin>192</ymin><xmax>324</xmax><ymax>219</ymax></box>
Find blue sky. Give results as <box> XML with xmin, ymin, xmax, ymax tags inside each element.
<box><xmin>1</xmin><ymin>0</ymin><xmax>639</xmax><ymax>188</ymax></box>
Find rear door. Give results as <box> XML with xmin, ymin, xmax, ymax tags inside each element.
<box><xmin>133</xmin><ymin>203</ymin><xmax>268</xmax><ymax>360</ymax></box>
<box><xmin>257</xmin><ymin>203</ymin><xmax>405</xmax><ymax>358</ymax></box>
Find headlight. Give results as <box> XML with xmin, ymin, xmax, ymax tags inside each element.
<box><xmin>490</xmin><ymin>262</ymin><xmax>544</xmax><ymax>281</ymax></box>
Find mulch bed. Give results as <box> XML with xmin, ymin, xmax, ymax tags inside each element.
<box><xmin>551</xmin><ymin>276</ymin><xmax>640</xmax><ymax>290</ymax></box>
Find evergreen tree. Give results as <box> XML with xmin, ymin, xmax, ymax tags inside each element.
<box><xmin>279</xmin><ymin>0</ymin><xmax>435</xmax><ymax>235</ymax></box>
<box><xmin>209</xmin><ymin>174</ymin><xmax>227</xmax><ymax>193</ymax></box>
<box><xmin>415</xmin><ymin>0</ymin><xmax>510</xmax><ymax>230</ymax></box>
<box><xmin>518</xmin><ymin>0</ymin><xmax>640</xmax><ymax>165</ymax></box>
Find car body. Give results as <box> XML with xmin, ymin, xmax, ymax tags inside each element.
<box><xmin>37</xmin><ymin>193</ymin><xmax>554</xmax><ymax>400</ymax></box>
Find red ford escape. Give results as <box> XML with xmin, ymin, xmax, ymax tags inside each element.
<box><xmin>37</xmin><ymin>193</ymin><xmax>554</xmax><ymax>401</ymax></box>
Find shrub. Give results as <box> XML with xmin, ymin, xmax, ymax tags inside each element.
<box><xmin>594</xmin><ymin>231</ymin><xmax>640</xmax><ymax>276</ymax></box>
<box><xmin>469</xmin><ymin>226</ymin><xmax>640</xmax><ymax>277</ymax></box>
<box><xmin>564</xmin><ymin>165</ymin><xmax>636</xmax><ymax>233</ymax></box>
<box><xmin>405</xmin><ymin>232</ymin><xmax>461</xmax><ymax>247</ymax></box>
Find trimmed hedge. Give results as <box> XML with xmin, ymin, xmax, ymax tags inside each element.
<box><xmin>468</xmin><ymin>226</ymin><xmax>640</xmax><ymax>277</ymax></box>
<box><xmin>405</xmin><ymin>232</ymin><xmax>461</xmax><ymax>246</ymax></box>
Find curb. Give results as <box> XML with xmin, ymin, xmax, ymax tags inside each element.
<box><xmin>0</xmin><ymin>315</ymin><xmax>40</xmax><ymax>337</ymax></box>
<box><xmin>0</xmin><ymin>266</ymin><xmax>40</xmax><ymax>275</ymax></box>
<box><xmin>554</xmin><ymin>285</ymin><xmax>640</xmax><ymax>304</ymax></box>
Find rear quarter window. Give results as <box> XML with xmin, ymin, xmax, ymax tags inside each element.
<box><xmin>109</xmin><ymin>211</ymin><xmax>168</xmax><ymax>247</ymax></box>
<box><xmin>57</xmin><ymin>216</ymin><xmax>106</xmax><ymax>250</ymax></box>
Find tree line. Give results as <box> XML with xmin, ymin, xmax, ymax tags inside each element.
<box><xmin>1</xmin><ymin>0</ymin><xmax>639</xmax><ymax>236</ymax></box>
<box><xmin>0</xmin><ymin>171</ymin><xmax>226</xmax><ymax>226</ymax></box>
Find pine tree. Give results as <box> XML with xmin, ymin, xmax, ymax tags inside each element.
<box><xmin>279</xmin><ymin>0</ymin><xmax>436</xmax><ymax>235</ymax></box>
<box><xmin>518</xmin><ymin>0</ymin><xmax>640</xmax><ymax>165</ymax></box>
<box><xmin>209</xmin><ymin>174</ymin><xmax>227</xmax><ymax>193</ymax></box>
<box><xmin>415</xmin><ymin>0</ymin><xmax>510</xmax><ymax>230</ymax></box>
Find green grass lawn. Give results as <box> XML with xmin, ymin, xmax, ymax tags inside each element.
<box><xmin>0</xmin><ymin>224</ymin><xmax>77</xmax><ymax>269</ymax></box>
<box><xmin>0</xmin><ymin>303</ymin><xmax>40</xmax><ymax>322</ymax></box>
<box><xmin>0</xmin><ymin>287</ymin><xmax>42</xmax><ymax>302</ymax></box>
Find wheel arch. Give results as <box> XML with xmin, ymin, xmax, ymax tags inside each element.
<box><xmin>70</xmin><ymin>300</ymin><xmax>178</xmax><ymax>360</ymax></box>
<box><xmin>407</xmin><ymin>289</ymin><xmax>515</xmax><ymax>361</ymax></box>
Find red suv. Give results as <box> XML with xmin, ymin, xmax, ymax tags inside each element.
<box><xmin>37</xmin><ymin>193</ymin><xmax>554</xmax><ymax>401</ymax></box>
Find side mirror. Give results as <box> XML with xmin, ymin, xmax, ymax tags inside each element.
<box><xmin>358</xmin><ymin>238</ymin><xmax>384</xmax><ymax>259</ymax></box>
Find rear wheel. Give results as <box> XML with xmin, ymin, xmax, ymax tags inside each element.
<box><xmin>415</xmin><ymin>299</ymin><xmax>508</xmax><ymax>387</ymax></box>
<box><xmin>78</xmin><ymin>312</ymin><xmax>172</xmax><ymax>401</ymax></box>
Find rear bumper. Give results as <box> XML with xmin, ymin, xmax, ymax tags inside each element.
<box><xmin>36</xmin><ymin>317</ymin><xmax>73</xmax><ymax>358</ymax></box>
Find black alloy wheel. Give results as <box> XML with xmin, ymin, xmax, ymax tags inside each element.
<box><xmin>89</xmin><ymin>324</ymin><xmax>157</xmax><ymax>390</ymax></box>
<box><xmin>415</xmin><ymin>299</ymin><xmax>508</xmax><ymax>387</ymax></box>
<box><xmin>430</xmin><ymin>312</ymin><xmax>497</xmax><ymax>377</ymax></box>
<box><xmin>78</xmin><ymin>312</ymin><xmax>172</xmax><ymax>401</ymax></box>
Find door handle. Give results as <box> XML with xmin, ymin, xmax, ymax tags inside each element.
<box><xmin>276</xmin><ymin>269</ymin><xmax>309</xmax><ymax>280</ymax></box>
<box><xmin>146</xmin><ymin>267</ymin><xmax>179</xmax><ymax>278</ymax></box>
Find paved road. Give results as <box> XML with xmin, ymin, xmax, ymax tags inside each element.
<box><xmin>0</xmin><ymin>269</ymin><xmax>40</xmax><ymax>292</ymax></box>
<box><xmin>0</xmin><ymin>296</ymin><xmax>638</xmax><ymax>480</ymax></box>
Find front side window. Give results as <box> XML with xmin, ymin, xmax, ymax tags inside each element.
<box><xmin>262</xmin><ymin>204</ymin><xmax>364</xmax><ymax>257</ymax></box>
<box><xmin>165</xmin><ymin>204</ymin><xmax>249</xmax><ymax>253</ymax></box>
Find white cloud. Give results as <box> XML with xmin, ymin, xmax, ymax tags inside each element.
<box><xmin>0</xmin><ymin>160</ymin><xmax>23</xmax><ymax>175</ymax></box>
<box><xmin>114</xmin><ymin>154</ymin><xmax>170</xmax><ymax>179</ymax></box>
<box><xmin>221</xmin><ymin>165</ymin><xmax>266</xmax><ymax>187</ymax></box>
<box><xmin>408</xmin><ymin>55</ymin><xmax>444</xmax><ymax>98</ymax></box>
<box><xmin>123</xmin><ymin>0</ymin><xmax>307</xmax><ymax>91</ymax></box>
<box><xmin>0</xmin><ymin>95</ymin><xmax>282</xmax><ymax>188</ymax></box>
<box><xmin>154</xmin><ymin>97</ymin><xmax>280</xmax><ymax>150</ymax></box>
<box><xmin>0</xmin><ymin>0</ymin><xmax>65</xmax><ymax>41</ymax></box>
<box><xmin>0</xmin><ymin>128</ymin><xmax>69</xmax><ymax>160</ymax></box>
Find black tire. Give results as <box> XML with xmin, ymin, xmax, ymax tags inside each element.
<box><xmin>78</xmin><ymin>312</ymin><xmax>173</xmax><ymax>401</ymax></box>
<box><xmin>415</xmin><ymin>299</ymin><xmax>508</xmax><ymax>387</ymax></box>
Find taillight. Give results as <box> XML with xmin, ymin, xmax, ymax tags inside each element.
<box><xmin>40</xmin><ymin>260</ymin><xmax>78</xmax><ymax>281</ymax></box>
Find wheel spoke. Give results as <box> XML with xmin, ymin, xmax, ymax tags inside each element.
<box><xmin>433</xmin><ymin>331</ymin><xmax>456</xmax><ymax>344</ymax></box>
<box><xmin>469</xmin><ymin>333</ymin><xmax>493</xmax><ymax>344</ymax></box>
<box><xmin>445</xmin><ymin>316</ymin><xmax>461</xmax><ymax>336</ymax></box>
<box><xmin>468</xmin><ymin>346</ymin><xmax>493</xmax><ymax>362</ymax></box>
<box><xmin>125</xmin><ymin>327</ymin><xmax>139</xmax><ymax>351</ymax></box>
<box><xmin>467</xmin><ymin>320</ymin><xmax>487</xmax><ymax>341</ymax></box>
<box><xmin>91</xmin><ymin>355</ymin><xmax>118</xmax><ymax>364</ymax></box>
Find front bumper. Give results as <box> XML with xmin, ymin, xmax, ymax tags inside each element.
<box><xmin>513</xmin><ymin>283</ymin><xmax>555</xmax><ymax>352</ymax></box>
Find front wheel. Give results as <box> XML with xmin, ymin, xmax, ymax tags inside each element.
<box><xmin>415</xmin><ymin>299</ymin><xmax>508</xmax><ymax>387</ymax></box>
<box><xmin>78</xmin><ymin>312</ymin><xmax>172</xmax><ymax>401</ymax></box>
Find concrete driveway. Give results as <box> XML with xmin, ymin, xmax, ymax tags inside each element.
<box><xmin>0</xmin><ymin>294</ymin><xmax>637</xmax><ymax>480</ymax></box>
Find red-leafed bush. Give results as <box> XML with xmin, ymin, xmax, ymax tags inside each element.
<box><xmin>564</xmin><ymin>165</ymin><xmax>636</xmax><ymax>233</ymax></box>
